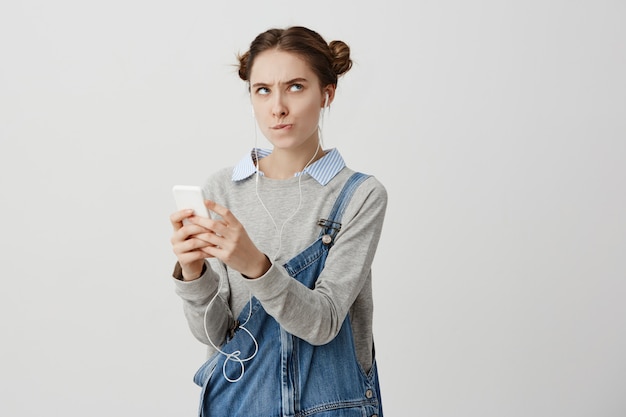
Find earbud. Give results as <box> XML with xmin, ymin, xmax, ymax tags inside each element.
<box><xmin>324</xmin><ymin>92</ymin><xmax>329</xmax><ymax>108</ymax></box>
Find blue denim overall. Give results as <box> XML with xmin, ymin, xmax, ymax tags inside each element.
<box><xmin>193</xmin><ymin>172</ymin><xmax>383</xmax><ymax>417</ymax></box>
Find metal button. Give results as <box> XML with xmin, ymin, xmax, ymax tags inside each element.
<box><xmin>372</xmin><ymin>414</ymin><xmax>378</xmax><ymax>417</ymax></box>
<box><xmin>322</xmin><ymin>234</ymin><xmax>332</xmax><ymax>245</ymax></box>
<box><xmin>365</xmin><ymin>389</ymin><xmax>373</xmax><ymax>398</ymax></box>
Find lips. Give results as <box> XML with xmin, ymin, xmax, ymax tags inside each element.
<box><xmin>271</xmin><ymin>123</ymin><xmax>292</xmax><ymax>130</ymax></box>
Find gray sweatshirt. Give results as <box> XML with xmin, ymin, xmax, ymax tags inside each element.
<box><xmin>172</xmin><ymin>164</ymin><xmax>387</xmax><ymax>372</ymax></box>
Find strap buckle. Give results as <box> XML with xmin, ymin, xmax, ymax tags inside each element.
<box><xmin>317</xmin><ymin>218</ymin><xmax>342</xmax><ymax>233</ymax></box>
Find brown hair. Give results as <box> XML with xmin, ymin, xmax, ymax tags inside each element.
<box><xmin>237</xmin><ymin>26</ymin><xmax>352</xmax><ymax>89</ymax></box>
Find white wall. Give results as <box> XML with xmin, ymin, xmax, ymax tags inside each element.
<box><xmin>1</xmin><ymin>1</ymin><xmax>625</xmax><ymax>416</ymax></box>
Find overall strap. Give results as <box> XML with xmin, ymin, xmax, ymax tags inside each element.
<box><xmin>317</xmin><ymin>172</ymin><xmax>370</xmax><ymax>243</ymax></box>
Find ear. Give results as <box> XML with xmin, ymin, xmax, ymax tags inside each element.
<box><xmin>322</xmin><ymin>85</ymin><xmax>336</xmax><ymax>108</ymax></box>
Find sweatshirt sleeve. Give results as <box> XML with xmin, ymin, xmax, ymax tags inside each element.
<box><xmin>172</xmin><ymin>259</ymin><xmax>234</xmax><ymax>353</ymax></box>
<box><xmin>242</xmin><ymin>176</ymin><xmax>387</xmax><ymax>345</ymax></box>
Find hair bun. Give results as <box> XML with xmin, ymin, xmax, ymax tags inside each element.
<box><xmin>237</xmin><ymin>50</ymin><xmax>250</xmax><ymax>81</ymax></box>
<box><xmin>329</xmin><ymin>40</ymin><xmax>352</xmax><ymax>77</ymax></box>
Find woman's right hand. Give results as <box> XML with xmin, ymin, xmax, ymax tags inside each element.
<box><xmin>170</xmin><ymin>209</ymin><xmax>213</xmax><ymax>281</ymax></box>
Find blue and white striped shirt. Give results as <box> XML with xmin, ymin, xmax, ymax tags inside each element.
<box><xmin>231</xmin><ymin>148</ymin><xmax>346</xmax><ymax>186</ymax></box>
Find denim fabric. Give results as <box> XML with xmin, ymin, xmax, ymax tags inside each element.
<box><xmin>194</xmin><ymin>172</ymin><xmax>383</xmax><ymax>417</ymax></box>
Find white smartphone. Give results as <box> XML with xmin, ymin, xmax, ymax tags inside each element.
<box><xmin>172</xmin><ymin>185</ymin><xmax>211</xmax><ymax>219</ymax></box>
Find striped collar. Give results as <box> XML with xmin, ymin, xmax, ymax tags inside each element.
<box><xmin>231</xmin><ymin>148</ymin><xmax>346</xmax><ymax>186</ymax></box>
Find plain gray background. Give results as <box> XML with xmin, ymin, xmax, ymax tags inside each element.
<box><xmin>1</xmin><ymin>1</ymin><xmax>625</xmax><ymax>416</ymax></box>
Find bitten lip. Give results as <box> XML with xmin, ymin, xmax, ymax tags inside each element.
<box><xmin>271</xmin><ymin>123</ymin><xmax>292</xmax><ymax>129</ymax></box>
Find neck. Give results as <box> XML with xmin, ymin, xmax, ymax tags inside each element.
<box><xmin>260</xmin><ymin>142</ymin><xmax>324</xmax><ymax>180</ymax></box>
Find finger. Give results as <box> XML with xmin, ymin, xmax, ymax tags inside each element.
<box><xmin>170</xmin><ymin>224</ymin><xmax>212</xmax><ymax>247</ymax></box>
<box><xmin>185</xmin><ymin>216</ymin><xmax>229</xmax><ymax>244</ymax></box>
<box><xmin>205</xmin><ymin>200</ymin><xmax>240</xmax><ymax>227</ymax></box>
<box><xmin>187</xmin><ymin>214</ymin><xmax>223</xmax><ymax>230</ymax></box>
<box><xmin>198</xmin><ymin>244</ymin><xmax>222</xmax><ymax>259</ymax></box>
<box><xmin>173</xmin><ymin>237</ymin><xmax>213</xmax><ymax>256</ymax></box>
<box><xmin>202</xmin><ymin>201</ymin><xmax>241</xmax><ymax>239</ymax></box>
<box><xmin>176</xmin><ymin>250</ymin><xmax>213</xmax><ymax>265</ymax></box>
<box><xmin>192</xmin><ymin>231</ymin><xmax>222</xmax><ymax>246</ymax></box>
<box><xmin>170</xmin><ymin>209</ymin><xmax>194</xmax><ymax>231</ymax></box>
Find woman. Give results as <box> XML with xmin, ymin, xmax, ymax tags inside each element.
<box><xmin>170</xmin><ymin>26</ymin><xmax>387</xmax><ymax>417</ymax></box>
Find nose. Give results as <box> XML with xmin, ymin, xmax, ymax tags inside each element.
<box><xmin>272</xmin><ymin>93</ymin><xmax>288</xmax><ymax>119</ymax></box>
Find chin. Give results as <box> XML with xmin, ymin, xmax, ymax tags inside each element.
<box><xmin>266</xmin><ymin>135</ymin><xmax>299</xmax><ymax>148</ymax></box>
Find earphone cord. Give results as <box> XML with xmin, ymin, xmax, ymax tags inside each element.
<box><xmin>202</xmin><ymin>281</ymin><xmax>258</xmax><ymax>383</ymax></box>
<box><xmin>201</xmin><ymin>106</ymin><xmax>326</xmax><ymax>383</ymax></box>
<box><xmin>255</xmin><ymin>98</ymin><xmax>328</xmax><ymax>260</ymax></box>
<box><xmin>197</xmin><ymin>110</ymin><xmax>264</xmax><ymax>383</ymax></box>
<box><xmin>254</xmin><ymin>139</ymin><xmax>321</xmax><ymax>261</ymax></box>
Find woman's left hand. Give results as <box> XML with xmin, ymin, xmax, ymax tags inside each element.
<box><xmin>188</xmin><ymin>200</ymin><xmax>271</xmax><ymax>279</ymax></box>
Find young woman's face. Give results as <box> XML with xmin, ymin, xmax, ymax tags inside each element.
<box><xmin>249</xmin><ymin>50</ymin><xmax>329</xmax><ymax>152</ymax></box>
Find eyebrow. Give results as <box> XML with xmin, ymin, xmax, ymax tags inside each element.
<box><xmin>251</xmin><ymin>77</ymin><xmax>309</xmax><ymax>88</ymax></box>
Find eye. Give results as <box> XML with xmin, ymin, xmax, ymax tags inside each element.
<box><xmin>289</xmin><ymin>83</ymin><xmax>304</xmax><ymax>92</ymax></box>
<box><xmin>256</xmin><ymin>87</ymin><xmax>270</xmax><ymax>95</ymax></box>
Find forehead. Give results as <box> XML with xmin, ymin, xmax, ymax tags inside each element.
<box><xmin>249</xmin><ymin>50</ymin><xmax>319</xmax><ymax>85</ymax></box>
